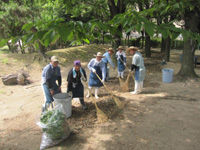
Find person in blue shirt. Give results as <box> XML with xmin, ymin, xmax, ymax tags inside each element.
<box><xmin>116</xmin><ymin>46</ymin><xmax>126</xmax><ymax>78</ymax></box>
<box><xmin>102</xmin><ymin>48</ymin><xmax>115</xmax><ymax>81</ymax></box>
<box><xmin>87</xmin><ymin>52</ymin><xmax>106</xmax><ymax>99</ymax></box>
<box><xmin>41</xmin><ymin>56</ymin><xmax>62</xmax><ymax>112</ymax></box>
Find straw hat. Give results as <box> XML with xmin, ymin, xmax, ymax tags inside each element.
<box><xmin>126</xmin><ymin>46</ymin><xmax>139</xmax><ymax>52</ymax></box>
<box><xmin>51</xmin><ymin>56</ymin><xmax>59</xmax><ymax>62</ymax></box>
<box><xmin>94</xmin><ymin>52</ymin><xmax>105</xmax><ymax>57</ymax></box>
<box><xmin>106</xmin><ymin>48</ymin><xmax>114</xmax><ymax>52</ymax></box>
<box><xmin>117</xmin><ymin>46</ymin><xmax>124</xmax><ymax>50</ymax></box>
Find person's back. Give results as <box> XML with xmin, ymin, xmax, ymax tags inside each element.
<box><xmin>132</xmin><ymin>51</ymin><xmax>144</xmax><ymax>68</ymax></box>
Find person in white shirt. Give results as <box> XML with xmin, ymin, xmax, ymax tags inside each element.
<box><xmin>126</xmin><ymin>46</ymin><xmax>145</xmax><ymax>94</ymax></box>
<box><xmin>115</xmin><ymin>46</ymin><xmax>126</xmax><ymax>78</ymax></box>
<box><xmin>87</xmin><ymin>52</ymin><xmax>106</xmax><ymax>99</ymax></box>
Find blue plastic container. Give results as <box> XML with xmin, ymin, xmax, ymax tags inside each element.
<box><xmin>162</xmin><ymin>68</ymin><xmax>174</xmax><ymax>83</ymax></box>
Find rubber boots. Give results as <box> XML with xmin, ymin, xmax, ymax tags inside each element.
<box><xmin>130</xmin><ymin>81</ymin><xmax>141</xmax><ymax>95</ymax></box>
<box><xmin>79</xmin><ymin>98</ymin><xmax>87</xmax><ymax>110</ymax></box>
<box><xmin>86</xmin><ymin>86</ymin><xmax>92</xmax><ymax>98</ymax></box>
<box><xmin>121</xmin><ymin>71</ymin><xmax>124</xmax><ymax>78</ymax></box>
<box><xmin>95</xmin><ymin>88</ymin><xmax>99</xmax><ymax>99</ymax></box>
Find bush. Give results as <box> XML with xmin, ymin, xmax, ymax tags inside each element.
<box><xmin>171</xmin><ymin>40</ymin><xmax>184</xmax><ymax>49</ymax></box>
<box><xmin>121</xmin><ymin>38</ymin><xmax>142</xmax><ymax>47</ymax></box>
<box><xmin>151</xmin><ymin>38</ymin><xmax>161</xmax><ymax>48</ymax></box>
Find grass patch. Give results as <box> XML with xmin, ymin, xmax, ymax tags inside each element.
<box><xmin>46</xmin><ymin>45</ymin><xmax>109</xmax><ymax>65</ymax></box>
<box><xmin>0</xmin><ymin>90</ymin><xmax>6</xmax><ymax>94</ymax></box>
<box><xmin>1</xmin><ymin>58</ymin><xmax>9</xmax><ymax>64</ymax></box>
<box><xmin>0</xmin><ymin>46</ymin><xmax>10</xmax><ymax>54</ymax></box>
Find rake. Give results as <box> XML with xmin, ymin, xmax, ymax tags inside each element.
<box><xmin>81</xmin><ymin>77</ymin><xmax>108</xmax><ymax>123</ymax></box>
<box><xmin>94</xmin><ymin>72</ymin><xmax>124</xmax><ymax>109</ymax></box>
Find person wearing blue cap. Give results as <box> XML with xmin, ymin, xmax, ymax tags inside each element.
<box><xmin>67</xmin><ymin>60</ymin><xmax>87</xmax><ymax>110</ymax></box>
<box><xmin>41</xmin><ymin>56</ymin><xmax>62</xmax><ymax>112</ymax></box>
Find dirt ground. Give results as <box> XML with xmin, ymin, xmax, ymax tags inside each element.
<box><xmin>0</xmin><ymin>46</ymin><xmax>200</xmax><ymax>150</ymax></box>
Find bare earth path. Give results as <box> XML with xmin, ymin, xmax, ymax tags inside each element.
<box><xmin>0</xmin><ymin>48</ymin><xmax>200</xmax><ymax>150</ymax></box>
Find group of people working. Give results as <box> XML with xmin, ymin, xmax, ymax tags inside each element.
<box><xmin>41</xmin><ymin>46</ymin><xmax>145</xmax><ymax>112</ymax></box>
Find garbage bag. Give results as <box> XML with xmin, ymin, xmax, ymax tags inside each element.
<box><xmin>36</xmin><ymin>104</ymin><xmax>71</xmax><ymax>150</ymax></box>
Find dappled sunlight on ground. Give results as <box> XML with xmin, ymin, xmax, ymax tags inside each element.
<box><xmin>1</xmin><ymin>45</ymin><xmax>200</xmax><ymax>150</ymax></box>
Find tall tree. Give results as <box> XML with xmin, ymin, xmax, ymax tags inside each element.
<box><xmin>108</xmin><ymin>0</ymin><xmax>126</xmax><ymax>48</ymax></box>
<box><xmin>177</xmin><ymin>4</ymin><xmax>200</xmax><ymax>77</ymax></box>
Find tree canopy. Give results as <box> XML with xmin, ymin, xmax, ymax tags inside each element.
<box><xmin>0</xmin><ymin>0</ymin><xmax>200</xmax><ymax>77</ymax></box>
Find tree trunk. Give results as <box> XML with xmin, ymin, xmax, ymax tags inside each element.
<box><xmin>2</xmin><ymin>74</ymin><xmax>18</xmax><ymax>85</ymax></box>
<box><xmin>107</xmin><ymin>0</ymin><xmax>126</xmax><ymax>48</ymax></box>
<box><xmin>161</xmin><ymin>37</ymin><xmax>166</xmax><ymax>53</ymax></box>
<box><xmin>165</xmin><ymin>36</ymin><xmax>171</xmax><ymax>61</ymax></box>
<box><xmin>128</xmin><ymin>34</ymin><xmax>130</xmax><ymax>47</ymax></box>
<box><xmin>102</xmin><ymin>31</ymin><xmax>105</xmax><ymax>45</ymax></box>
<box><xmin>141</xmin><ymin>30</ymin><xmax>144</xmax><ymax>49</ymax></box>
<box><xmin>178</xmin><ymin>39</ymin><xmax>197</xmax><ymax>77</ymax></box>
<box><xmin>177</xmin><ymin>10</ymin><xmax>199</xmax><ymax>78</ymax></box>
<box><xmin>30</xmin><ymin>27</ymin><xmax>48</xmax><ymax>58</ymax></box>
<box><xmin>145</xmin><ymin>32</ymin><xmax>151</xmax><ymax>57</ymax></box>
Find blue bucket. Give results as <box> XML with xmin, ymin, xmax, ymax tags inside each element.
<box><xmin>162</xmin><ymin>68</ymin><xmax>174</xmax><ymax>83</ymax></box>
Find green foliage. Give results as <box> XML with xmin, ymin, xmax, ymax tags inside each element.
<box><xmin>40</xmin><ymin>109</ymin><xmax>67</xmax><ymax>140</ymax></box>
<box><xmin>0</xmin><ymin>46</ymin><xmax>9</xmax><ymax>54</ymax></box>
<box><xmin>1</xmin><ymin>58</ymin><xmax>9</xmax><ymax>64</ymax></box>
<box><xmin>171</xmin><ymin>40</ymin><xmax>184</xmax><ymax>50</ymax></box>
<box><xmin>0</xmin><ymin>90</ymin><xmax>6</xmax><ymax>94</ymax></box>
<box><xmin>150</xmin><ymin>38</ymin><xmax>162</xmax><ymax>48</ymax></box>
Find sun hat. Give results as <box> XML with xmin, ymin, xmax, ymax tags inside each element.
<box><xmin>117</xmin><ymin>46</ymin><xmax>124</xmax><ymax>50</ymax></box>
<box><xmin>51</xmin><ymin>56</ymin><xmax>59</xmax><ymax>62</ymax></box>
<box><xmin>126</xmin><ymin>46</ymin><xmax>139</xmax><ymax>52</ymax></box>
<box><xmin>94</xmin><ymin>52</ymin><xmax>105</xmax><ymax>57</ymax></box>
<box><xmin>74</xmin><ymin>60</ymin><xmax>81</xmax><ymax>66</ymax></box>
<box><xmin>106</xmin><ymin>48</ymin><xmax>114</xmax><ymax>52</ymax></box>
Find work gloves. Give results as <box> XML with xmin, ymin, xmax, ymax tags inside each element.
<box><xmin>129</xmin><ymin>69</ymin><xmax>133</xmax><ymax>73</ymax></box>
<box><xmin>101</xmin><ymin>79</ymin><xmax>105</xmax><ymax>84</ymax></box>
<box><xmin>92</xmin><ymin>68</ymin><xmax>96</xmax><ymax>73</ymax></box>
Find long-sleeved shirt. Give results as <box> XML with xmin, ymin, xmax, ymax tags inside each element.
<box><xmin>102</xmin><ymin>51</ymin><xmax>115</xmax><ymax>68</ymax></box>
<box><xmin>87</xmin><ymin>58</ymin><xmax>106</xmax><ymax>81</ymax></box>
<box><xmin>116</xmin><ymin>51</ymin><xmax>126</xmax><ymax>63</ymax></box>
<box><xmin>41</xmin><ymin>63</ymin><xmax>61</xmax><ymax>89</ymax></box>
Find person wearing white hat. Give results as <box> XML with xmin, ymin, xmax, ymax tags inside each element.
<box><xmin>102</xmin><ymin>48</ymin><xmax>115</xmax><ymax>81</ymax></box>
<box><xmin>126</xmin><ymin>46</ymin><xmax>145</xmax><ymax>94</ymax></box>
<box><xmin>87</xmin><ymin>52</ymin><xmax>106</xmax><ymax>99</ymax></box>
<box><xmin>116</xmin><ymin>46</ymin><xmax>126</xmax><ymax>78</ymax></box>
<box><xmin>41</xmin><ymin>56</ymin><xmax>62</xmax><ymax>112</ymax></box>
